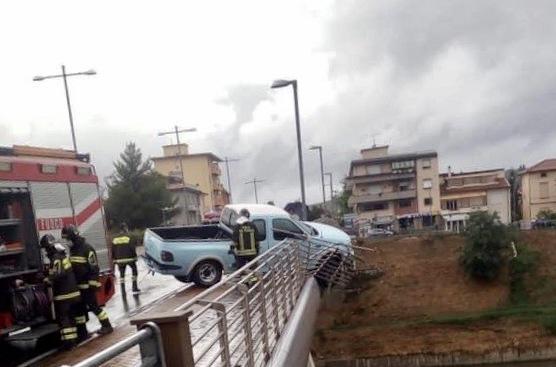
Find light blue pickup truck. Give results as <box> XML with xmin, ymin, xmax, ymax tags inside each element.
<box><xmin>143</xmin><ymin>204</ymin><xmax>352</xmax><ymax>287</ymax></box>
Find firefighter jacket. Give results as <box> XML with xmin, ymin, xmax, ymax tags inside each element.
<box><xmin>48</xmin><ymin>252</ymin><xmax>80</xmax><ymax>303</ymax></box>
<box><xmin>69</xmin><ymin>237</ymin><xmax>101</xmax><ymax>290</ymax></box>
<box><xmin>112</xmin><ymin>233</ymin><xmax>138</xmax><ymax>264</ymax></box>
<box><xmin>232</xmin><ymin>222</ymin><xmax>261</xmax><ymax>257</ymax></box>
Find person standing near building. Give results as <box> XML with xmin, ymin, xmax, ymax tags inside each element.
<box><xmin>62</xmin><ymin>225</ymin><xmax>113</xmax><ymax>339</ymax></box>
<box><xmin>112</xmin><ymin>222</ymin><xmax>140</xmax><ymax>294</ymax></box>
<box><xmin>231</xmin><ymin>208</ymin><xmax>262</xmax><ymax>268</ymax></box>
<box><xmin>40</xmin><ymin>234</ymin><xmax>80</xmax><ymax>349</ymax></box>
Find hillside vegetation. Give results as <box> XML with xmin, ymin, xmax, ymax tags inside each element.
<box><xmin>313</xmin><ymin>230</ymin><xmax>556</xmax><ymax>360</ymax></box>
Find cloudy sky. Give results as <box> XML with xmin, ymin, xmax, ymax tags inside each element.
<box><xmin>1</xmin><ymin>1</ymin><xmax>555</xmax><ymax>207</ymax></box>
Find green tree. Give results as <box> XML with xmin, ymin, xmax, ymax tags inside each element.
<box><xmin>105</xmin><ymin>142</ymin><xmax>175</xmax><ymax>229</ymax></box>
<box><xmin>537</xmin><ymin>209</ymin><xmax>556</xmax><ymax>221</ymax></box>
<box><xmin>461</xmin><ymin>211</ymin><xmax>514</xmax><ymax>280</ymax></box>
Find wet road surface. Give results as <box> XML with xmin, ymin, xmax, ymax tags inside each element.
<box><xmin>35</xmin><ymin>260</ymin><xmax>204</xmax><ymax>367</ymax></box>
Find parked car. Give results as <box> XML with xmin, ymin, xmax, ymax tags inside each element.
<box><xmin>143</xmin><ymin>204</ymin><xmax>352</xmax><ymax>287</ymax></box>
<box><xmin>367</xmin><ymin>228</ymin><xmax>394</xmax><ymax>237</ymax></box>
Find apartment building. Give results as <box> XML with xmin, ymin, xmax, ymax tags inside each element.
<box><xmin>152</xmin><ymin>144</ymin><xmax>230</xmax><ymax>214</ymax></box>
<box><xmin>346</xmin><ymin>146</ymin><xmax>440</xmax><ymax>231</ymax></box>
<box><xmin>521</xmin><ymin>159</ymin><xmax>556</xmax><ymax>221</ymax></box>
<box><xmin>440</xmin><ymin>169</ymin><xmax>511</xmax><ymax>232</ymax></box>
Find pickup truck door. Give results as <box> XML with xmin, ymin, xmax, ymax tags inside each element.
<box><xmin>270</xmin><ymin>218</ymin><xmax>307</xmax><ymax>244</ymax></box>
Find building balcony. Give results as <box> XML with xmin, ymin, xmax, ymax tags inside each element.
<box><xmin>348</xmin><ymin>189</ymin><xmax>417</xmax><ymax>206</ymax></box>
<box><xmin>210</xmin><ymin>163</ymin><xmax>221</xmax><ymax>176</ymax></box>
<box><xmin>347</xmin><ymin>172</ymin><xmax>415</xmax><ymax>185</ymax></box>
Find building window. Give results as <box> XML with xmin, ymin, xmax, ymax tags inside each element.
<box><xmin>442</xmin><ymin>200</ymin><xmax>458</xmax><ymax>210</ymax></box>
<box><xmin>539</xmin><ymin>182</ymin><xmax>549</xmax><ymax>199</ymax></box>
<box><xmin>424</xmin><ymin>198</ymin><xmax>433</xmax><ymax>206</ymax></box>
<box><xmin>359</xmin><ymin>202</ymin><xmax>388</xmax><ymax>211</ymax></box>
<box><xmin>366</xmin><ymin>164</ymin><xmax>381</xmax><ymax>175</ymax></box>
<box><xmin>76</xmin><ymin>166</ymin><xmax>92</xmax><ymax>175</ymax></box>
<box><xmin>541</xmin><ymin>172</ymin><xmax>547</xmax><ymax>178</ymax></box>
<box><xmin>399</xmin><ymin>199</ymin><xmax>412</xmax><ymax>208</ymax></box>
<box><xmin>41</xmin><ymin>164</ymin><xmax>57</xmax><ymax>174</ymax></box>
<box><xmin>423</xmin><ymin>179</ymin><xmax>432</xmax><ymax>189</ymax></box>
<box><xmin>0</xmin><ymin>162</ymin><xmax>11</xmax><ymax>172</ymax></box>
<box><xmin>392</xmin><ymin>160</ymin><xmax>415</xmax><ymax>173</ymax></box>
<box><xmin>399</xmin><ymin>182</ymin><xmax>411</xmax><ymax>191</ymax></box>
<box><xmin>422</xmin><ymin>159</ymin><xmax>431</xmax><ymax>168</ymax></box>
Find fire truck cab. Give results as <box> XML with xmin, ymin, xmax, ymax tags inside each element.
<box><xmin>0</xmin><ymin>145</ymin><xmax>114</xmax><ymax>362</ymax></box>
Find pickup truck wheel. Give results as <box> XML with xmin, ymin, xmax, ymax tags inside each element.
<box><xmin>193</xmin><ymin>261</ymin><xmax>222</xmax><ymax>288</ymax></box>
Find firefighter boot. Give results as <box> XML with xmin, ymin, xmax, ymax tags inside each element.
<box><xmin>97</xmin><ymin>318</ymin><xmax>114</xmax><ymax>335</ymax></box>
<box><xmin>132</xmin><ymin>280</ymin><xmax>140</xmax><ymax>294</ymax></box>
<box><xmin>77</xmin><ymin>324</ymin><xmax>90</xmax><ymax>344</ymax></box>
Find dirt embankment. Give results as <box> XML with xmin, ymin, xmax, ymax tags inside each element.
<box><xmin>313</xmin><ymin>231</ymin><xmax>556</xmax><ymax>360</ymax></box>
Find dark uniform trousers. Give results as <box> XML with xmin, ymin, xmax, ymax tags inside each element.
<box><xmin>112</xmin><ymin>234</ymin><xmax>139</xmax><ymax>289</ymax></box>
<box><xmin>49</xmin><ymin>254</ymin><xmax>81</xmax><ymax>347</ymax></box>
<box><xmin>70</xmin><ymin>239</ymin><xmax>110</xmax><ymax>337</ymax></box>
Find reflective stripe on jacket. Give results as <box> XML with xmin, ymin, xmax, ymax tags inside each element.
<box><xmin>112</xmin><ymin>234</ymin><xmax>138</xmax><ymax>264</ymax></box>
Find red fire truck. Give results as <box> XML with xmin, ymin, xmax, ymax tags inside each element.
<box><xmin>0</xmin><ymin>145</ymin><xmax>114</xmax><ymax>361</ymax></box>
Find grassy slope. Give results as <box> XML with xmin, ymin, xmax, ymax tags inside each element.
<box><xmin>313</xmin><ymin>230</ymin><xmax>556</xmax><ymax>360</ymax></box>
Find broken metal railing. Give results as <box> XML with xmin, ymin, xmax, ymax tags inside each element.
<box><xmin>172</xmin><ymin>236</ymin><xmax>357</xmax><ymax>367</ymax></box>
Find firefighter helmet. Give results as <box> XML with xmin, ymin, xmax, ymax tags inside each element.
<box><xmin>39</xmin><ymin>234</ymin><xmax>56</xmax><ymax>249</ymax></box>
<box><xmin>61</xmin><ymin>224</ymin><xmax>79</xmax><ymax>241</ymax></box>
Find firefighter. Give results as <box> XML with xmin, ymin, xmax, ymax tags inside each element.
<box><xmin>112</xmin><ymin>222</ymin><xmax>140</xmax><ymax>294</ymax></box>
<box><xmin>231</xmin><ymin>208</ymin><xmax>262</xmax><ymax>268</ymax></box>
<box><xmin>62</xmin><ymin>225</ymin><xmax>113</xmax><ymax>338</ymax></box>
<box><xmin>40</xmin><ymin>234</ymin><xmax>80</xmax><ymax>350</ymax></box>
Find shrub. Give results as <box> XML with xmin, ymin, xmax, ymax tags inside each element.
<box><xmin>509</xmin><ymin>243</ymin><xmax>539</xmax><ymax>304</ymax></box>
<box><xmin>461</xmin><ymin>211</ymin><xmax>514</xmax><ymax>280</ymax></box>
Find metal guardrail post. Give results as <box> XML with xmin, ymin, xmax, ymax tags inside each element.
<box><xmin>139</xmin><ymin>322</ymin><xmax>167</xmax><ymax>367</ymax></box>
<box><xmin>238</xmin><ymin>283</ymin><xmax>255</xmax><ymax>367</ymax></box>
<box><xmin>131</xmin><ymin>309</ymin><xmax>194</xmax><ymax>367</ymax></box>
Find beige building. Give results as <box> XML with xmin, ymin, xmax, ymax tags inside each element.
<box><xmin>521</xmin><ymin>159</ymin><xmax>556</xmax><ymax>221</ymax></box>
<box><xmin>346</xmin><ymin>146</ymin><xmax>440</xmax><ymax>231</ymax></box>
<box><xmin>440</xmin><ymin>169</ymin><xmax>511</xmax><ymax>232</ymax></box>
<box><xmin>152</xmin><ymin>144</ymin><xmax>230</xmax><ymax>214</ymax></box>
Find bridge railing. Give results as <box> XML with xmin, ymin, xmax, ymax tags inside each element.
<box><xmin>167</xmin><ymin>236</ymin><xmax>356</xmax><ymax>367</ymax></box>
<box><xmin>61</xmin><ymin>322</ymin><xmax>166</xmax><ymax>367</ymax></box>
<box><xmin>68</xmin><ymin>236</ymin><xmax>356</xmax><ymax>367</ymax></box>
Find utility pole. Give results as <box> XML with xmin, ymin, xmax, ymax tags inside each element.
<box><xmin>245</xmin><ymin>177</ymin><xmax>265</xmax><ymax>204</ymax></box>
<box><xmin>223</xmin><ymin>157</ymin><xmax>240</xmax><ymax>203</ymax></box>
<box><xmin>310</xmin><ymin>145</ymin><xmax>326</xmax><ymax>204</ymax></box>
<box><xmin>325</xmin><ymin>172</ymin><xmax>333</xmax><ymax>202</ymax></box>
<box><xmin>33</xmin><ymin>65</ymin><xmax>97</xmax><ymax>152</ymax></box>
<box><xmin>158</xmin><ymin>126</ymin><xmax>197</xmax><ymax>224</ymax></box>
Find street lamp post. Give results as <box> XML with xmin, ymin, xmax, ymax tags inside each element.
<box><xmin>223</xmin><ymin>157</ymin><xmax>240</xmax><ymax>203</ymax></box>
<box><xmin>158</xmin><ymin>126</ymin><xmax>197</xmax><ymax>224</ymax></box>
<box><xmin>325</xmin><ymin>172</ymin><xmax>333</xmax><ymax>202</ymax></box>
<box><xmin>33</xmin><ymin>65</ymin><xmax>97</xmax><ymax>152</ymax></box>
<box><xmin>271</xmin><ymin>79</ymin><xmax>307</xmax><ymax>220</ymax></box>
<box><xmin>310</xmin><ymin>145</ymin><xmax>326</xmax><ymax>205</ymax></box>
<box><xmin>245</xmin><ymin>178</ymin><xmax>265</xmax><ymax>204</ymax></box>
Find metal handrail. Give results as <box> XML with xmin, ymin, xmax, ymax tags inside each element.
<box><xmin>68</xmin><ymin>236</ymin><xmax>358</xmax><ymax>367</ymax></box>
<box><xmin>172</xmin><ymin>237</ymin><xmax>357</xmax><ymax>366</ymax></box>
<box><xmin>63</xmin><ymin>322</ymin><xmax>166</xmax><ymax>367</ymax></box>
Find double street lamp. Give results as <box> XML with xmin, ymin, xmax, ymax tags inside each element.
<box><xmin>271</xmin><ymin>79</ymin><xmax>307</xmax><ymax>220</ymax></box>
<box><xmin>33</xmin><ymin>65</ymin><xmax>97</xmax><ymax>152</ymax></box>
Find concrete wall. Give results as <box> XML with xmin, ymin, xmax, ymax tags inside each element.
<box><xmin>317</xmin><ymin>347</ymin><xmax>556</xmax><ymax>367</ymax></box>
<box><xmin>415</xmin><ymin>156</ymin><xmax>440</xmax><ymax>214</ymax></box>
<box><xmin>487</xmin><ymin>188</ymin><xmax>511</xmax><ymax>223</ymax></box>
